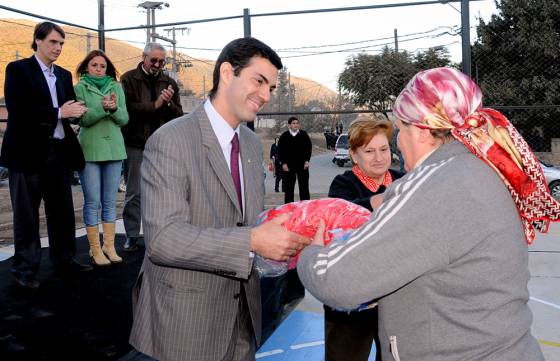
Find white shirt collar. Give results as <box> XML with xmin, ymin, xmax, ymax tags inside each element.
<box><xmin>35</xmin><ymin>54</ymin><xmax>53</xmax><ymax>74</ymax></box>
<box><xmin>289</xmin><ymin>129</ymin><xmax>299</xmax><ymax>136</ymax></box>
<box><xmin>204</xmin><ymin>99</ymin><xmax>240</xmax><ymax>152</ymax></box>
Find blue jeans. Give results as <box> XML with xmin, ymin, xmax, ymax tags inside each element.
<box><xmin>79</xmin><ymin>160</ymin><xmax>122</xmax><ymax>227</ymax></box>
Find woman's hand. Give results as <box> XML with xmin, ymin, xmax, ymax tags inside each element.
<box><xmin>102</xmin><ymin>93</ymin><xmax>117</xmax><ymax>111</ymax></box>
<box><xmin>370</xmin><ymin>194</ymin><xmax>384</xmax><ymax>210</ymax></box>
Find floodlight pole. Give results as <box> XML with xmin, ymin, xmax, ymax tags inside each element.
<box><xmin>138</xmin><ymin>2</ymin><xmax>169</xmax><ymax>44</ymax></box>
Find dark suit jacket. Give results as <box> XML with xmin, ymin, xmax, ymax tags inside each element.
<box><xmin>277</xmin><ymin>129</ymin><xmax>312</xmax><ymax>169</ymax></box>
<box><xmin>0</xmin><ymin>56</ymin><xmax>84</xmax><ymax>173</ymax></box>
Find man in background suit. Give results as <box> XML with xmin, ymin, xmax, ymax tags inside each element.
<box><xmin>278</xmin><ymin>116</ymin><xmax>312</xmax><ymax>203</ymax></box>
<box><xmin>0</xmin><ymin>22</ymin><xmax>92</xmax><ymax>290</ymax></box>
<box><xmin>128</xmin><ymin>37</ymin><xmax>311</xmax><ymax>361</ymax></box>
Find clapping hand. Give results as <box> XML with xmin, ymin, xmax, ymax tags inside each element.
<box><xmin>60</xmin><ymin>100</ymin><xmax>87</xmax><ymax>119</ymax></box>
<box><xmin>155</xmin><ymin>85</ymin><xmax>175</xmax><ymax>109</ymax></box>
<box><xmin>102</xmin><ymin>93</ymin><xmax>117</xmax><ymax>111</ymax></box>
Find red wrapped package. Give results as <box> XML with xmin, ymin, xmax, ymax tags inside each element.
<box><xmin>256</xmin><ymin>198</ymin><xmax>371</xmax><ymax>270</ymax></box>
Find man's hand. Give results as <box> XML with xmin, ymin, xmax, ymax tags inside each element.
<box><xmin>250</xmin><ymin>213</ymin><xmax>311</xmax><ymax>261</ymax></box>
<box><xmin>60</xmin><ymin>100</ymin><xmax>87</xmax><ymax>119</ymax></box>
<box><xmin>154</xmin><ymin>85</ymin><xmax>175</xmax><ymax>109</ymax></box>
<box><xmin>303</xmin><ymin>161</ymin><xmax>310</xmax><ymax>170</ymax></box>
<box><xmin>282</xmin><ymin>164</ymin><xmax>289</xmax><ymax>172</ymax></box>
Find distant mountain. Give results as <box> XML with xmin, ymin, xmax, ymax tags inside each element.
<box><xmin>0</xmin><ymin>18</ymin><xmax>336</xmax><ymax>104</ymax></box>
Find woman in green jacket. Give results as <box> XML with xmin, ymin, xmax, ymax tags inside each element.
<box><xmin>75</xmin><ymin>50</ymin><xmax>128</xmax><ymax>266</ymax></box>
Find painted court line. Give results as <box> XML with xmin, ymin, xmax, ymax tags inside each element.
<box><xmin>290</xmin><ymin>340</ymin><xmax>325</xmax><ymax>350</ymax></box>
<box><xmin>256</xmin><ymin>349</ymin><xmax>284</xmax><ymax>358</ymax></box>
<box><xmin>530</xmin><ymin>296</ymin><xmax>560</xmax><ymax>311</ymax></box>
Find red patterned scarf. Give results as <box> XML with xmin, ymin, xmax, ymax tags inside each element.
<box><xmin>352</xmin><ymin>165</ymin><xmax>393</xmax><ymax>193</ymax></box>
<box><xmin>393</xmin><ymin>67</ymin><xmax>560</xmax><ymax>244</ymax></box>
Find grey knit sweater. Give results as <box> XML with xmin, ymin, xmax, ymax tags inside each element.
<box><xmin>298</xmin><ymin>141</ymin><xmax>544</xmax><ymax>361</ymax></box>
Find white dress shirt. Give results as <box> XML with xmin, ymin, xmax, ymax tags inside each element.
<box><xmin>35</xmin><ymin>54</ymin><xmax>64</xmax><ymax>139</ymax></box>
<box><xmin>204</xmin><ymin>99</ymin><xmax>245</xmax><ymax>214</ymax></box>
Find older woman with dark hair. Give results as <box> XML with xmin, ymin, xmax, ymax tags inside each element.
<box><xmin>298</xmin><ymin>68</ymin><xmax>557</xmax><ymax>360</ymax></box>
<box><xmin>75</xmin><ymin>50</ymin><xmax>128</xmax><ymax>266</ymax></box>
<box><xmin>325</xmin><ymin>116</ymin><xmax>403</xmax><ymax>361</ymax></box>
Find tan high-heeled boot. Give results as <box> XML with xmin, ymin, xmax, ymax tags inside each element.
<box><xmin>102</xmin><ymin>222</ymin><xmax>122</xmax><ymax>263</ymax></box>
<box><xmin>87</xmin><ymin>225</ymin><xmax>110</xmax><ymax>266</ymax></box>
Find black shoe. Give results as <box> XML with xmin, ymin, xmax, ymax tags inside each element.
<box><xmin>53</xmin><ymin>259</ymin><xmax>93</xmax><ymax>275</ymax></box>
<box><xmin>29</xmin><ymin>307</ymin><xmax>54</xmax><ymax>319</ymax></box>
<box><xmin>123</xmin><ymin>237</ymin><xmax>140</xmax><ymax>252</ymax></box>
<box><xmin>14</xmin><ymin>275</ymin><xmax>40</xmax><ymax>290</ymax></box>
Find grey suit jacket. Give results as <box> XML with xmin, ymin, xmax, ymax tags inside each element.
<box><xmin>129</xmin><ymin>103</ymin><xmax>265</xmax><ymax>361</ymax></box>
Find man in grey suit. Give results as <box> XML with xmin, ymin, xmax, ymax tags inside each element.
<box><xmin>128</xmin><ymin>38</ymin><xmax>311</xmax><ymax>361</ymax></box>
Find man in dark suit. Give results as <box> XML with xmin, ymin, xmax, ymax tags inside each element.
<box><xmin>278</xmin><ymin>116</ymin><xmax>312</xmax><ymax>203</ymax></box>
<box><xmin>0</xmin><ymin>22</ymin><xmax>93</xmax><ymax>290</ymax></box>
<box><xmin>128</xmin><ymin>37</ymin><xmax>311</xmax><ymax>361</ymax></box>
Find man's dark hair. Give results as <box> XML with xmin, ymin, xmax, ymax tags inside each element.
<box><xmin>209</xmin><ymin>37</ymin><xmax>282</xmax><ymax>99</ymax></box>
<box><xmin>31</xmin><ymin>22</ymin><xmax>65</xmax><ymax>51</ymax></box>
<box><xmin>288</xmin><ymin>116</ymin><xmax>299</xmax><ymax>124</ymax></box>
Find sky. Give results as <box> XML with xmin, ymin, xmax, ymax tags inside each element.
<box><xmin>0</xmin><ymin>0</ymin><xmax>499</xmax><ymax>91</ymax></box>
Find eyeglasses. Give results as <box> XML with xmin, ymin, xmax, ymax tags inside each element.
<box><xmin>148</xmin><ymin>57</ymin><xmax>166</xmax><ymax>66</ymax></box>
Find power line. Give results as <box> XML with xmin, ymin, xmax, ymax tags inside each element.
<box><xmin>275</xmin><ymin>26</ymin><xmax>459</xmax><ymax>51</ymax></box>
<box><xmin>281</xmin><ymin>31</ymin><xmax>458</xmax><ymax>58</ymax></box>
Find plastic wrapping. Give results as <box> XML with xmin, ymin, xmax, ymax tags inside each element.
<box><xmin>254</xmin><ymin>198</ymin><xmax>371</xmax><ymax>277</ymax></box>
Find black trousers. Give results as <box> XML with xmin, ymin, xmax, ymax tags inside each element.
<box><xmin>324</xmin><ymin>305</ymin><xmax>381</xmax><ymax>361</ymax></box>
<box><xmin>283</xmin><ymin>167</ymin><xmax>310</xmax><ymax>203</ymax></box>
<box><xmin>9</xmin><ymin>142</ymin><xmax>77</xmax><ymax>280</ymax></box>
<box><xmin>274</xmin><ymin>164</ymin><xmax>283</xmax><ymax>192</ymax></box>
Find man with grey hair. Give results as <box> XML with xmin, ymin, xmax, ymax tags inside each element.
<box><xmin>120</xmin><ymin>42</ymin><xmax>183</xmax><ymax>252</ymax></box>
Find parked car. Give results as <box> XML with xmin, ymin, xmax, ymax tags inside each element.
<box><xmin>332</xmin><ymin>133</ymin><xmax>350</xmax><ymax>167</ymax></box>
<box><xmin>541</xmin><ymin>160</ymin><xmax>560</xmax><ymax>201</ymax></box>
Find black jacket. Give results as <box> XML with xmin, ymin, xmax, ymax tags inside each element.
<box><xmin>277</xmin><ymin>130</ymin><xmax>312</xmax><ymax>169</ymax></box>
<box><xmin>120</xmin><ymin>63</ymin><xmax>183</xmax><ymax>149</ymax></box>
<box><xmin>0</xmin><ymin>56</ymin><xmax>84</xmax><ymax>173</ymax></box>
<box><xmin>328</xmin><ymin>168</ymin><xmax>404</xmax><ymax>211</ymax></box>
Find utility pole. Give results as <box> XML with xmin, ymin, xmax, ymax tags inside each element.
<box><xmin>15</xmin><ymin>50</ymin><xmax>19</xmax><ymax>60</ymax></box>
<box><xmin>288</xmin><ymin>72</ymin><xmax>292</xmax><ymax>113</ymax></box>
<box><xmin>202</xmin><ymin>75</ymin><xmax>206</xmax><ymax>98</ymax></box>
<box><xmin>86</xmin><ymin>32</ymin><xmax>92</xmax><ymax>54</ymax></box>
<box><xmin>394</xmin><ymin>28</ymin><xmax>398</xmax><ymax>52</ymax></box>
<box><xmin>138</xmin><ymin>1</ymin><xmax>169</xmax><ymax>44</ymax></box>
<box><xmin>163</xmin><ymin>26</ymin><xmax>191</xmax><ymax>80</ymax></box>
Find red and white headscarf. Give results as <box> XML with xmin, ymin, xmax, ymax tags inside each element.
<box><xmin>393</xmin><ymin>67</ymin><xmax>560</xmax><ymax>244</ymax></box>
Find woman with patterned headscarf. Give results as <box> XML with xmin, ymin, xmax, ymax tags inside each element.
<box><xmin>297</xmin><ymin>68</ymin><xmax>556</xmax><ymax>361</ymax></box>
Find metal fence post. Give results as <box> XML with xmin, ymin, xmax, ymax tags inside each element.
<box><xmin>461</xmin><ymin>0</ymin><xmax>471</xmax><ymax>76</ymax></box>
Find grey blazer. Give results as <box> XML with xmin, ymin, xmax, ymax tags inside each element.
<box><xmin>129</xmin><ymin>103</ymin><xmax>265</xmax><ymax>361</ymax></box>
